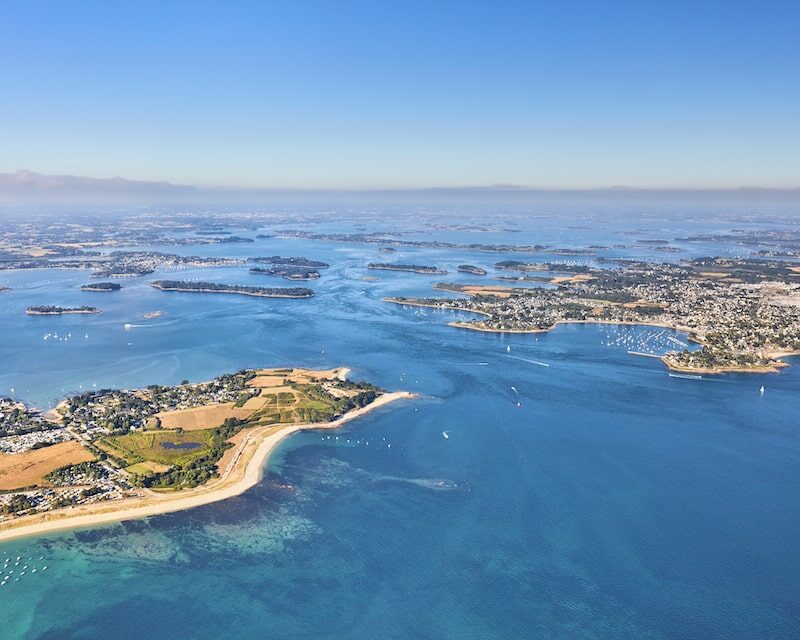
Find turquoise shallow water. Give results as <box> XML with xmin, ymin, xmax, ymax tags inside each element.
<box><xmin>1</xmin><ymin>219</ymin><xmax>799</xmax><ymax>639</ymax></box>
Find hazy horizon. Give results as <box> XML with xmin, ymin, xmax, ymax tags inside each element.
<box><xmin>2</xmin><ymin>2</ymin><xmax>799</xmax><ymax>193</ymax></box>
<box><xmin>2</xmin><ymin>169</ymin><xmax>800</xmax><ymax>209</ymax></box>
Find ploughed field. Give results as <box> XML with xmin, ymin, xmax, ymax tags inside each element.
<box><xmin>0</xmin><ymin>441</ymin><xmax>95</xmax><ymax>491</ymax></box>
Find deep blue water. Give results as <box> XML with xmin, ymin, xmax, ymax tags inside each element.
<box><xmin>1</xmin><ymin>218</ymin><xmax>799</xmax><ymax>639</ymax></box>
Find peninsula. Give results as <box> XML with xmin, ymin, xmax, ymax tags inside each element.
<box><xmin>26</xmin><ymin>305</ymin><xmax>100</xmax><ymax>315</ymax></box>
<box><xmin>0</xmin><ymin>367</ymin><xmax>412</xmax><ymax>541</ymax></box>
<box><xmin>386</xmin><ymin>257</ymin><xmax>800</xmax><ymax>374</ymax></box>
<box><xmin>151</xmin><ymin>280</ymin><xmax>315</xmax><ymax>298</ymax></box>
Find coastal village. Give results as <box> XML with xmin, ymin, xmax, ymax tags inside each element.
<box><xmin>3</xmin><ymin>209</ymin><xmax>800</xmax><ymax>536</ymax></box>
<box><xmin>388</xmin><ymin>257</ymin><xmax>800</xmax><ymax>373</ymax></box>
<box><xmin>0</xmin><ymin>368</ymin><xmax>387</xmax><ymax>528</ymax></box>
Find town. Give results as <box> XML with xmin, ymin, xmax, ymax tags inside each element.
<box><xmin>387</xmin><ymin>257</ymin><xmax>800</xmax><ymax>373</ymax></box>
<box><xmin>0</xmin><ymin>368</ymin><xmax>382</xmax><ymax>521</ymax></box>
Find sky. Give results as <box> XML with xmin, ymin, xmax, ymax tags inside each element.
<box><xmin>1</xmin><ymin>1</ymin><xmax>799</xmax><ymax>190</ymax></box>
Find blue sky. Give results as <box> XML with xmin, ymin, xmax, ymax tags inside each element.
<box><xmin>1</xmin><ymin>1</ymin><xmax>798</xmax><ymax>189</ymax></box>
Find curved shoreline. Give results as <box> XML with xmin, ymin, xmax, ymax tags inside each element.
<box><xmin>0</xmin><ymin>390</ymin><xmax>413</xmax><ymax>544</ymax></box>
<box><xmin>386</xmin><ymin>298</ymin><xmax>799</xmax><ymax>374</ymax></box>
<box><xmin>449</xmin><ymin>319</ymin><xmax>798</xmax><ymax>373</ymax></box>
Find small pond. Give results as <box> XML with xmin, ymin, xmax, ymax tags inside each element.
<box><xmin>161</xmin><ymin>441</ymin><xmax>202</xmax><ymax>450</ymax></box>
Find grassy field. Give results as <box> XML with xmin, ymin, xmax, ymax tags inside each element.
<box><xmin>125</xmin><ymin>461</ymin><xmax>172</xmax><ymax>475</ymax></box>
<box><xmin>93</xmin><ymin>368</ymin><xmax>377</xmax><ymax>487</ymax></box>
<box><xmin>0</xmin><ymin>441</ymin><xmax>95</xmax><ymax>490</ymax></box>
<box><xmin>98</xmin><ymin>429</ymin><xmax>215</xmax><ymax>468</ymax></box>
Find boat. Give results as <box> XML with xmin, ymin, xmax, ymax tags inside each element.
<box><xmin>668</xmin><ymin>372</ymin><xmax>703</xmax><ymax>380</ymax></box>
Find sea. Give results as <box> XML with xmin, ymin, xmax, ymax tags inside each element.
<box><xmin>0</xmin><ymin>209</ymin><xmax>798</xmax><ymax>639</ymax></box>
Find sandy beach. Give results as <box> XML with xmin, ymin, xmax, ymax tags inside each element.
<box><xmin>0</xmin><ymin>390</ymin><xmax>413</xmax><ymax>543</ymax></box>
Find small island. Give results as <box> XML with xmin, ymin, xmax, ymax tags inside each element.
<box><xmin>250</xmin><ymin>256</ymin><xmax>329</xmax><ymax>268</ymax></box>
<box><xmin>458</xmin><ymin>265</ymin><xmax>488</xmax><ymax>275</ymax></box>
<box><xmin>249</xmin><ymin>266</ymin><xmax>321</xmax><ymax>280</ymax></box>
<box><xmin>215</xmin><ymin>236</ymin><xmax>254</xmax><ymax>243</ymax></box>
<box><xmin>80</xmin><ymin>282</ymin><xmax>122</xmax><ymax>292</ymax></box>
<box><xmin>368</xmin><ymin>263</ymin><xmax>447</xmax><ymax>275</ymax></box>
<box><xmin>26</xmin><ymin>305</ymin><xmax>100</xmax><ymax>315</ymax></box>
<box><xmin>151</xmin><ymin>280</ymin><xmax>315</xmax><ymax>298</ymax></box>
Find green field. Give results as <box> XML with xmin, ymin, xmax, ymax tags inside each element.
<box><xmin>247</xmin><ymin>385</ymin><xmax>342</xmax><ymax>424</ymax></box>
<box><xmin>125</xmin><ymin>461</ymin><xmax>171</xmax><ymax>475</ymax></box>
<box><xmin>98</xmin><ymin>429</ymin><xmax>215</xmax><ymax>468</ymax></box>
<box><xmin>91</xmin><ymin>375</ymin><xmax>380</xmax><ymax>489</ymax></box>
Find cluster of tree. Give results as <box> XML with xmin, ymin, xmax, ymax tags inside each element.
<box><xmin>249</xmin><ymin>256</ymin><xmax>329</xmax><ymax>268</ymax></box>
<box><xmin>494</xmin><ymin>261</ymin><xmax>547</xmax><ymax>272</ymax></box>
<box><xmin>457</xmin><ymin>265</ymin><xmax>488</xmax><ymax>275</ymax></box>
<box><xmin>92</xmin><ymin>265</ymin><xmax>154</xmax><ymax>277</ymax></box>
<box><xmin>151</xmin><ymin>280</ymin><xmax>314</xmax><ymax>298</ymax></box>
<box><xmin>1</xmin><ymin>494</ymin><xmax>34</xmax><ymax>514</ymax></box>
<box><xmin>51</xmin><ymin>486</ymin><xmax>106</xmax><ymax>509</ymax></box>
<box><xmin>249</xmin><ymin>266</ymin><xmax>321</xmax><ymax>280</ymax></box>
<box><xmin>45</xmin><ymin>461</ymin><xmax>108</xmax><ymax>485</ymax></box>
<box><xmin>298</xmin><ymin>383</ymin><xmax>380</xmax><ymax>422</ymax></box>
<box><xmin>367</xmin><ymin>263</ymin><xmax>446</xmax><ymax>274</ymax></box>
<box><xmin>80</xmin><ymin>282</ymin><xmax>121</xmax><ymax>291</ymax></box>
<box><xmin>0</xmin><ymin>406</ymin><xmax>55</xmax><ymax>437</ymax></box>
